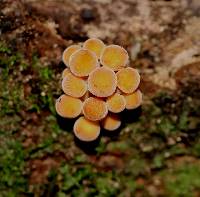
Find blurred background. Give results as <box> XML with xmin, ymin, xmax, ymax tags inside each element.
<box><xmin>0</xmin><ymin>0</ymin><xmax>200</xmax><ymax>196</ymax></box>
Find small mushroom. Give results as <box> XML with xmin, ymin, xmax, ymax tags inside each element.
<box><xmin>83</xmin><ymin>38</ymin><xmax>105</xmax><ymax>58</ymax></box>
<box><xmin>55</xmin><ymin>94</ymin><xmax>82</xmax><ymax>118</ymax></box>
<box><xmin>62</xmin><ymin>73</ymin><xmax>87</xmax><ymax>98</ymax></box>
<box><xmin>61</xmin><ymin>68</ymin><xmax>71</xmax><ymax>79</ymax></box>
<box><xmin>82</xmin><ymin>97</ymin><xmax>108</xmax><ymax>121</ymax></box>
<box><xmin>73</xmin><ymin>116</ymin><xmax>100</xmax><ymax>141</ymax></box>
<box><xmin>69</xmin><ymin>49</ymin><xmax>99</xmax><ymax>77</ymax></box>
<box><xmin>106</xmin><ymin>93</ymin><xmax>126</xmax><ymax>113</ymax></box>
<box><xmin>101</xmin><ymin>113</ymin><xmax>121</xmax><ymax>131</ymax></box>
<box><xmin>117</xmin><ymin>67</ymin><xmax>140</xmax><ymax>94</ymax></box>
<box><xmin>81</xmin><ymin>90</ymin><xmax>91</xmax><ymax>101</ymax></box>
<box><xmin>100</xmin><ymin>45</ymin><xmax>128</xmax><ymax>71</ymax></box>
<box><xmin>62</xmin><ymin>45</ymin><xmax>81</xmax><ymax>67</ymax></box>
<box><xmin>88</xmin><ymin>67</ymin><xmax>117</xmax><ymax>97</ymax></box>
<box><xmin>124</xmin><ymin>89</ymin><xmax>142</xmax><ymax>110</ymax></box>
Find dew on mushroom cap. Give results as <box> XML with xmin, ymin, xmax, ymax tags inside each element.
<box><xmin>83</xmin><ymin>38</ymin><xmax>105</xmax><ymax>58</ymax></box>
<box><xmin>83</xmin><ymin>97</ymin><xmax>108</xmax><ymax>121</ymax></box>
<box><xmin>62</xmin><ymin>73</ymin><xmax>87</xmax><ymax>98</ymax></box>
<box><xmin>62</xmin><ymin>45</ymin><xmax>81</xmax><ymax>67</ymax></box>
<box><xmin>62</xmin><ymin>68</ymin><xmax>71</xmax><ymax>79</ymax></box>
<box><xmin>117</xmin><ymin>67</ymin><xmax>140</xmax><ymax>94</ymax></box>
<box><xmin>100</xmin><ymin>45</ymin><xmax>128</xmax><ymax>71</ymax></box>
<box><xmin>55</xmin><ymin>94</ymin><xmax>82</xmax><ymax>118</ymax></box>
<box><xmin>124</xmin><ymin>89</ymin><xmax>142</xmax><ymax>110</ymax></box>
<box><xmin>106</xmin><ymin>93</ymin><xmax>126</xmax><ymax>113</ymax></box>
<box><xmin>88</xmin><ymin>67</ymin><xmax>117</xmax><ymax>97</ymax></box>
<box><xmin>69</xmin><ymin>49</ymin><xmax>99</xmax><ymax>77</ymax></box>
<box><xmin>73</xmin><ymin>116</ymin><xmax>100</xmax><ymax>142</ymax></box>
<box><xmin>101</xmin><ymin>113</ymin><xmax>121</xmax><ymax>131</ymax></box>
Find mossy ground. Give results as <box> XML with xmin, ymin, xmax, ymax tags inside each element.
<box><xmin>1</xmin><ymin>0</ymin><xmax>200</xmax><ymax>196</ymax></box>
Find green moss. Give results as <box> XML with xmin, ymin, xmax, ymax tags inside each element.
<box><xmin>162</xmin><ymin>164</ymin><xmax>200</xmax><ymax>197</ymax></box>
<box><xmin>0</xmin><ymin>135</ymin><xmax>27</xmax><ymax>196</ymax></box>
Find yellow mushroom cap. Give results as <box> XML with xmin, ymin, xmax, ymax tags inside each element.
<box><xmin>62</xmin><ymin>73</ymin><xmax>87</xmax><ymax>98</ymax></box>
<box><xmin>88</xmin><ymin>67</ymin><xmax>117</xmax><ymax>97</ymax></box>
<box><xmin>69</xmin><ymin>49</ymin><xmax>99</xmax><ymax>77</ymax></box>
<box><xmin>73</xmin><ymin>116</ymin><xmax>100</xmax><ymax>142</ymax></box>
<box><xmin>55</xmin><ymin>94</ymin><xmax>82</xmax><ymax>118</ymax></box>
<box><xmin>101</xmin><ymin>114</ymin><xmax>121</xmax><ymax>131</ymax></box>
<box><xmin>124</xmin><ymin>89</ymin><xmax>142</xmax><ymax>110</ymax></box>
<box><xmin>81</xmin><ymin>90</ymin><xmax>91</xmax><ymax>101</ymax></box>
<box><xmin>83</xmin><ymin>38</ymin><xmax>105</xmax><ymax>58</ymax></box>
<box><xmin>62</xmin><ymin>45</ymin><xmax>81</xmax><ymax>67</ymax></box>
<box><xmin>62</xmin><ymin>68</ymin><xmax>71</xmax><ymax>79</ymax></box>
<box><xmin>117</xmin><ymin>67</ymin><xmax>140</xmax><ymax>94</ymax></box>
<box><xmin>82</xmin><ymin>97</ymin><xmax>108</xmax><ymax>121</ymax></box>
<box><xmin>106</xmin><ymin>93</ymin><xmax>126</xmax><ymax>113</ymax></box>
<box><xmin>100</xmin><ymin>45</ymin><xmax>129</xmax><ymax>71</ymax></box>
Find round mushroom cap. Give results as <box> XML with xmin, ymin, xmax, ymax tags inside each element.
<box><xmin>69</xmin><ymin>49</ymin><xmax>99</xmax><ymax>77</ymax></box>
<box><xmin>101</xmin><ymin>114</ymin><xmax>121</xmax><ymax>131</ymax></box>
<box><xmin>62</xmin><ymin>73</ymin><xmax>87</xmax><ymax>98</ymax></box>
<box><xmin>88</xmin><ymin>67</ymin><xmax>117</xmax><ymax>97</ymax></box>
<box><xmin>83</xmin><ymin>97</ymin><xmax>108</xmax><ymax>121</ymax></box>
<box><xmin>62</xmin><ymin>68</ymin><xmax>71</xmax><ymax>79</ymax></box>
<box><xmin>81</xmin><ymin>91</ymin><xmax>91</xmax><ymax>101</ymax></box>
<box><xmin>100</xmin><ymin>45</ymin><xmax>128</xmax><ymax>71</ymax></box>
<box><xmin>73</xmin><ymin>116</ymin><xmax>100</xmax><ymax>142</ymax></box>
<box><xmin>124</xmin><ymin>89</ymin><xmax>142</xmax><ymax>110</ymax></box>
<box><xmin>106</xmin><ymin>93</ymin><xmax>126</xmax><ymax>113</ymax></box>
<box><xmin>117</xmin><ymin>67</ymin><xmax>140</xmax><ymax>94</ymax></box>
<box><xmin>62</xmin><ymin>45</ymin><xmax>81</xmax><ymax>67</ymax></box>
<box><xmin>55</xmin><ymin>94</ymin><xmax>82</xmax><ymax>118</ymax></box>
<box><xmin>83</xmin><ymin>38</ymin><xmax>105</xmax><ymax>58</ymax></box>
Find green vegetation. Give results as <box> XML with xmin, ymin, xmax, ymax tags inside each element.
<box><xmin>0</xmin><ymin>134</ymin><xmax>27</xmax><ymax>197</ymax></box>
<box><xmin>163</xmin><ymin>164</ymin><xmax>200</xmax><ymax>197</ymax></box>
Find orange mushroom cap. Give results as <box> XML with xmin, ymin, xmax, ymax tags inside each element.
<box><xmin>73</xmin><ymin>116</ymin><xmax>100</xmax><ymax>142</ymax></box>
<box><xmin>100</xmin><ymin>45</ymin><xmax>129</xmax><ymax>71</ymax></box>
<box><xmin>61</xmin><ymin>68</ymin><xmax>71</xmax><ymax>79</ymax></box>
<box><xmin>101</xmin><ymin>113</ymin><xmax>121</xmax><ymax>131</ymax></box>
<box><xmin>69</xmin><ymin>49</ymin><xmax>99</xmax><ymax>77</ymax></box>
<box><xmin>117</xmin><ymin>67</ymin><xmax>140</xmax><ymax>94</ymax></box>
<box><xmin>55</xmin><ymin>94</ymin><xmax>82</xmax><ymax>118</ymax></box>
<box><xmin>62</xmin><ymin>73</ymin><xmax>87</xmax><ymax>98</ymax></box>
<box><xmin>88</xmin><ymin>67</ymin><xmax>117</xmax><ymax>97</ymax></box>
<box><xmin>106</xmin><ymin>93</ymin><xmax>126</xmax><ymax>113</ymax></box>
<box><xmin>124</xmin><ymin>89</ymin><xmax>142</xmax><ymax>110</ymax></box>
<box><xmin>83</xmin><ymin>38</ymin><xmax>105</xmax><ymax>58</ymax></box>
<box><xmin>81</xmin><ymin>90</ymin><xmax>91</xmax><ymax>101</ymax></box>
<box><xmin>62</xmin><ymin>45</ymin><xmax>81</xmax><ymax>67</ymax></box>
<box><xmin>82</xmin><ymin>97</ymin><xmax>108</xmax><ymax>121</ymax></box>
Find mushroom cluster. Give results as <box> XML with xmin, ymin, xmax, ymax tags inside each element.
<box><xmin>56</xmin><ymin>38</ymin><xmax>142</xmax><ymax>142</ymax></box>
